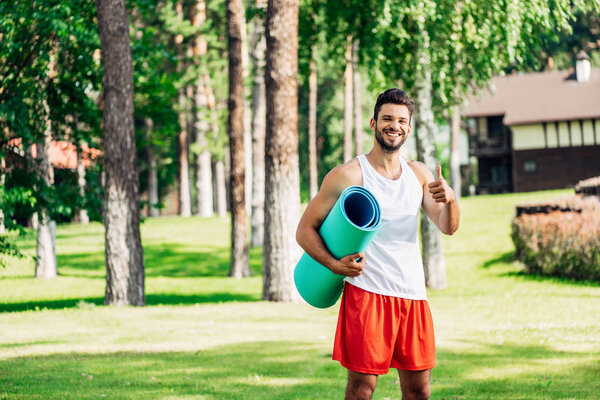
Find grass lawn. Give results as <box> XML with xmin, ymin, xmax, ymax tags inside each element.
<box><xmin>1</xmin><ymin>189</ymin><xmax>599</xmax><ymax>399</ymax></box>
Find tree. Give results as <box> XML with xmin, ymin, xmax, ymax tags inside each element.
<box><xmin>1</xmin><ymin>0</ymin><xmax>103</xmax><ymax>264</ymax></box>
<box><xmin>35</xmin><ymin>75</ymin><xmax>57</xmax><ymax>279</ymax></box>
<box><xmin>249</xmin><ymin>0</ymin><xmax>267</xmax><ymax>246</ymax></box>
<box><xmin>227</xmin><ymin>0</ymin><xmax>250</xmax><ymax>278</ymax></box>
<box><xmin>175</xmin><ymin>1</ymin><xmax>192</xmax><ymax>217</ymax></box>
<box><xmin>352</xmin><ymin>38</ymin><xmax>362</xmax><ymax>156</ymax></box>
<box><xmin>263</xmin><ymin>0</ymin><xmax>302</xmax><ymax>302</ymax></box>
<box><xmin>307</xmin><ymin>45</ymin><xmax>318</xmax><ymax>199</ymax></box>
<box><xmin>343</xmin><ymin>36</ymin><xmax>353</xmax><ymax>162</ymax></box>
<box><xmin>96</xmin><ymin>0</ymin><xmax>145</xmax><ymax>306</ymax></box>
<box><xmin>191</xmin><ymin>0</ymin><xmax>214</xmax><ymax>217</ymax></box>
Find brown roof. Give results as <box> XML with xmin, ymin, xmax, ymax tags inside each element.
<box><xmin>464</xmin><ymin>68</ymin><xmax>600</xmax><ymax>125</ymax></box>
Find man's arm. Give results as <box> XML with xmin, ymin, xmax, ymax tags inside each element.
<box><xmin>295</xmin><ymin>161</ymin><xmax>365</xmax><ymax>277</ymax></box>
<box><xmin>410</xmin><ymin>162</ymin><xmax>460</xmax><ymax>235</ymax></box>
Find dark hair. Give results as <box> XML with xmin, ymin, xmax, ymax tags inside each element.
<box><xmin>373</xmin><ymin>88</ymin><xmax>415</xmax><ymax>121</ymax></box>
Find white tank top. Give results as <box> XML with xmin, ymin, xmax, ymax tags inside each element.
<box><xmin>344</xmin><ymin>154</ymin><xmax>427</xmax><ymax>300</ymax></box>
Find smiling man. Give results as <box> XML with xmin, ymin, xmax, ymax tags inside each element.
<box><xmin>296</xmin><ymin>88</ymin><xmax>460</xmax><ymax>400</ymax></box>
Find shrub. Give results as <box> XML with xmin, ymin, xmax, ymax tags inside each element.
<box><xmin>511</xmin><ymin>196</ymin><xmax>600</xmax><ymax>281</ymax></box>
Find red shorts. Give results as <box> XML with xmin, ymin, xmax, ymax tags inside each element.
<box><xmin>332</xmin><ymin>283</ymin><xmax>436</xmax><ymax>375</ymax></box>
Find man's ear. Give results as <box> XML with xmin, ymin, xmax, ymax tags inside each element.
<box><xmin>369</xmin><ymin>118</ymin><xmax>376</xmax><ymax>132</ymax></box>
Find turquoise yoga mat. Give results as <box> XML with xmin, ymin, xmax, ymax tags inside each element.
<box><xmin>294</xmin><ymin>185</ymin><xmax>383</xmax><ymax>308</ymax></box>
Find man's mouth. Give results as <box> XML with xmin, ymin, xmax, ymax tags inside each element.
<box><xmin>384</xmin><ymin>130</ymin><xmax>401</xmax><ymax>138</ymax></box>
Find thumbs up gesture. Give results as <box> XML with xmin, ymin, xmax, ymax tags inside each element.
<box><xmin>428</xmin><ymin>165</ymin><xmax>455</xmax><ymax>204</ymax></box>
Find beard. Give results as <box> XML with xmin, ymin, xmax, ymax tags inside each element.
<box><xmin>374</xmin><ymin>123</ymin><xmax>407</xmax><ymax>153</ymax></box>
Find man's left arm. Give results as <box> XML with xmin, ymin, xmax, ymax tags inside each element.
<box><xmin>411</xmin><ymin>163</ymin><xmax>460</xmax><ymax>235</ymax></box>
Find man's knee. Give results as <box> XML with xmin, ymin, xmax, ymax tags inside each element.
<box><xmin>345</xmin><ymin>381</ymin><xmax>376</xmax><ymax>400</ymax></box>
<box><xmin>345</xmin><ymin>370</ymin><xmax>377</xmax><ymax>400</ymax></box>
<box><xmin>402</xmin><ymin>385</ymin><xmax>430</xmax><ymax>400</ymax></box>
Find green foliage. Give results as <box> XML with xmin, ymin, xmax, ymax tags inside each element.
<box><xmin>512</xmin><ymin>197</ymin><xmax>600</xmax><ymax>281</ymax></box>
<box><xmin>0</xmin><ymin>0</ymin><xmax>103</xmax><ymax>239</ymax></box>
<box><xmin>0</xmin><ymin>235</ymin><xmax>26</xmax><ymax>268</ymax></box>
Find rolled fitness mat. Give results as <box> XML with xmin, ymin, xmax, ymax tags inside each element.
<box><xmin>294</xmin><ymin>185</ymin><xmax>382</xmax><ymax>308</ymax></box>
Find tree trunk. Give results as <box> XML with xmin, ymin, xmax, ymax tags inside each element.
<box><xmin>35</xmin><ymin>101</ymin><xmax>57</xmax><ymax>279</ymax></box>
<box><xmin>76</xmin><ymin>144</ymin><xmax>90</xmax><ymax>224</ymax></box>
<box><xmin>450</xmin><ymin>105</ymin><xmax>461</xmax><ymax>199</ymax></box>
<box><xmin>352</xmin><ymin>38</ymin><xmax>362</xmax><ymax>156</ymax></box>
<box><xmin>176</xmin><ymin>2</ymin><xmax>192</xmax><ymax>217</ymax></box>
<box><xmin>308</xmin><ymin>45</ymin><xmax>318</xmax><ymax>200</ymax></box>
<box><xmin>343</xmin><ymin>37</ymin><xmax>353</xmax><ymax>162</ymax></box>
<box><xmin>0</xmin><ymin>157</ymin><xmax>6</xmax><ymax>234</ymax></box>
<box><xmin>145</xmin><ymin>118</ymin><xmax>160</xmax><ymax>217</ymax></box>
<box><xmin>96</xmin><ymin>0</ymin><xmax>145</xmax><ymax>306</ymax></box>
<box><xmin>241</xmin><ymin>6</ymin><xmax>253</xmax><ymax>216</ymax></box>
<box><xmin>413</xmin><ymin>31</ymin><xmax>447</xmax><ymax>290</ymax></box>
<box><xmin>212</xmin><ymin>157</ymin><xmax>227</xmax><ymax>218</ymax></box>
<box><xmin>191</xmin><ymin>0</ymin><xmax>213</xmax><ymax>217</ymax></box>
<box><xmin>263</xmin><ymin>0</ymin><xmax>302</xmax><ymax>302</ymax></box>
<box><xmin>249</xmin><ymin>0</ymin><xmax>267</xmax><ymax>246</ymax></box>
<box><xmin>227</xmin><ymin>0</ymin><xmax>250</xmax><ymax>278</ymax></box>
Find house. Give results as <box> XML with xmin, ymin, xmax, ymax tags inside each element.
<box><xmin>464</xmin><ymin>51</ymin><xmax>600</xmax><ymax>193</ymax></box>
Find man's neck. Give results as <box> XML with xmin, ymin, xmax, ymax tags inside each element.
<box><xmin>365</xmin><ymin>145</ymin><xmax>403</xmax><ymax>180</ymax></box>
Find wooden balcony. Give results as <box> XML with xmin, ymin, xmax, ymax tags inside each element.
<box><xmin>469</xmin><ymin>132</ymin><xmax>512</xmax><ymax>157</ymax></box>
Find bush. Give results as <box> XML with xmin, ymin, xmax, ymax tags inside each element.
<box><xmin>511</xmin><ymin>196</ymin><xmax>600</xmax><ymax>281</ymax></box>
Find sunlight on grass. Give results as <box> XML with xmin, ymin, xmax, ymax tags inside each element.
<box><xmin>1</xmin><ymin>189</ymin><xmax>599</xmax><ymax>399</ymax></box>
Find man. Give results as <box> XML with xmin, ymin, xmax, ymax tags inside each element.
<box><xmin>296</xmin><ymin>88</ymin><xmax>460</xmax><ymax>400</ymax></box>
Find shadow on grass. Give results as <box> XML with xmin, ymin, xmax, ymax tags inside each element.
<box><xmin>56</xmin><ymin>244</ymin><xmax>263</xmax><ymax>279</ymax></box>
<box><xmin>481</xmin><ymin>251</ymin><xmax>514</xmax><ymax>268</ymax></box>
<box><xmin>0</xmin><ymin>292</ymin><xmax>260</xmax><ymax>313</ymax></box>
<box><xmin>502</xmin><ymin>270</ymin><xmax>600</xmax><ymax>288</ymax></box>
<box><xmin>1</xmin><ymin>341</ymin><xmax>599</xmax><ymax>399</ymax></box>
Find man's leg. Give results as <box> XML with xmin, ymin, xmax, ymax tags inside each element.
<box><xmin>345</xmin><ymin>370</ymin><xmax>378</xmax><ymax>400</ymax></box>
<box><xmin>397</xmin><ymin>369</ymin><xmax>431</xmax><ymax>400</ymax></box>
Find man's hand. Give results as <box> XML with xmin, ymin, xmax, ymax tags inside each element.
<box><xmin>427</xmin><ymin>165</ymin><xmax>455</xmax><ymax>204</ymax></box>
<box><xmin>330</xmin><ymin>252</ymin><xmax>365</xmax><ymax>277</ymax></box>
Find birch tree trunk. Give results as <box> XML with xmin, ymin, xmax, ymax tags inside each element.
<box><xmin>145</xmin><ymin>118</ymin><xmax>160</xmax><ymax>217</ymax></box>
<box><xmin>36</xmin><ymin>97</ymin><xmax>57</xmax><ymax>279</ymax></box>
<box><xmin>308</xmin><ymin>45</ymin><xmax>318</xmax><ymax>200</ymax></box>
<box><xmin>241</xmin><ymin>5</ymin><xmax>253</xmax><ymax>215</ymax></box>
<box><xmin>0</xmin><ymin>157</ymin><xmax>5</xmax><ymax>234</ymax></box>
<box><xmin>176</xmin><ymin>1</ymin><xmax>192</xmax><ymax>217</ymax></box>
<box><xmin>249</xmin><ymin>0</ymin><xmax>267</xmax><ymax>246</ymax></box>
<box><xmin>352</xmin><ymin>38</ymin><xmax>362</xmax><ymax>156</ymax></box>
<box><xmin>76</xmin><ymin>144</ymin><xmax>90</xmax><ymax>224</ymax></box>
<box><xmin>227</xmin><ymin>0</ymin><xmax>250</xmax><ymax>278</ymax></box>
<box><xmin>263</xmin><ymin>0</ymin><xmax>302</xmax><ymax>302</ymax></box>
<box><xmin>450</xmin><ymin>106</ymin><xmax>462</xmax><ymax>199</ymax></box>
<box><xmin>191</xmin><ymin>0</ymin><xmax>213</xmax><ymax>217</ymax></box>
<box><xmin>413</xmin><ymin>31</ymin><xmax>447</xmax><ymax>290</ymax></box>
<box><xmin>96</xmin><ymin>0</ymin><xmax>145</xmax><ymax>305</ymax></box>
<box><xmin>212</xmin><ymin>157</ymin><xmax>228</xmax><ymax>218</ymax></box>
<box><xmin>343</xmin><ymin>37</ymin><xmax>353</xmax><ymax>162</ymax></box>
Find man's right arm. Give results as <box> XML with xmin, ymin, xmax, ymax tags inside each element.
<box><xmin>295</xmin><ymin>163</ymin><xmax>365</xmax><ymax>277</ymax></box>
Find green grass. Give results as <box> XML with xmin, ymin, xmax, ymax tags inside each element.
<box><xmin>1</xmin><ymin>189</ymin><xmax>599</xmax><ymax>399</ymax></box>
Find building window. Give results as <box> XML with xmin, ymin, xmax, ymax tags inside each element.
<box><xmin>523</xmin><ymin>160</ymin><xmax>538</xmax><ymax>173</ymax></box>
<box><xmin>487</xmin><ymin>116</ymin><xmax>504</xmax><ymax>139</ymax></box>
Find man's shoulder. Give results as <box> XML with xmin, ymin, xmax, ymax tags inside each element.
<box><xmin>406</xmin><ymin>160</ymin><xmax>428</xmax><ymax>186</ymax></box>
<box><xmin>323</xmin><ymin>158</ymin><xmax>362</xmax><ymax>192</ymax></box>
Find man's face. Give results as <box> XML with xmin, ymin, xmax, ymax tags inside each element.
<box><xmin>370</xmin><ymin>103</ymin><xmax>412</xmax><ymax>153</ymax></box>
